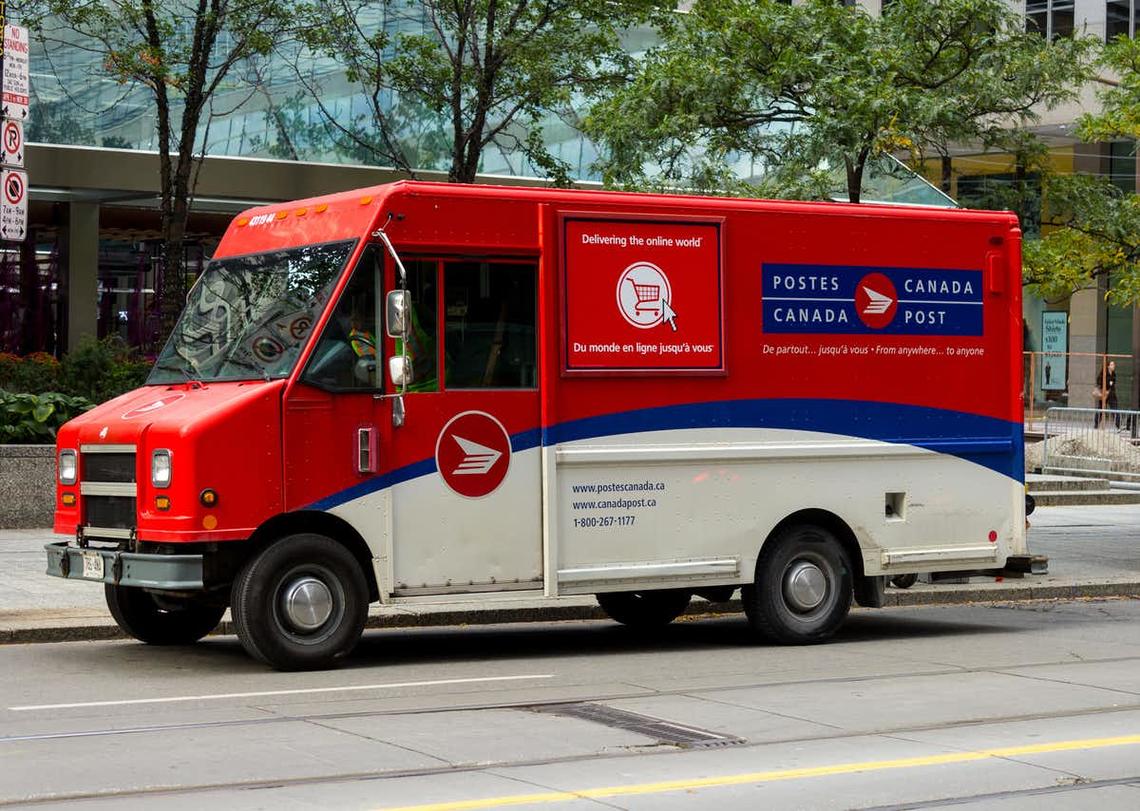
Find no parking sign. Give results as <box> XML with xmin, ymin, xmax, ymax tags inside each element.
<box><xmin>1</xmin><ymin>167</ymin><xmax>27</xmax><ymax>240</ymax></box>
<box><xmin>2</xmin><ymin>119</ymin><xmax>22</xmax><ymax>168</ymax></box>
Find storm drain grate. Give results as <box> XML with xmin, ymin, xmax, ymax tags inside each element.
<box><xmin>531</xmin><ymin>702</ymin><xmax>745</xmax><ymax>749</ymax></box>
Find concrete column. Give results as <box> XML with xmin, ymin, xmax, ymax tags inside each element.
<box><xmin>1069</xmin><ymin>282</ymin><xmax>1107</xmax><ymax>408</ymax></box>
<box><xmin>61</xmin><ymin>201</ymin><xmax>99</xmax><ymax>352</ymax></box>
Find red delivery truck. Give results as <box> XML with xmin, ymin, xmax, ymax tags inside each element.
<box><xmin>47</xmin><ymin>181</ymin><xmax>1027</xmax><ymax>670</ymax></box>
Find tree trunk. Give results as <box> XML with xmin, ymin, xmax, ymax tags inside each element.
<box><xmin>941</xmin><ymin>155</ymin><xmax>953</xmax><ymax>195</ymax></box>
<box><xmin>845</xmin><ymin>155</ymin><xmax>864</xmax><ymax>204</ymax></box>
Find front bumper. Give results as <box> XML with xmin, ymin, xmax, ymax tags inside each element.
<box><xmin>45</xmin><ymin>542</ymin><xmax>204</xmax><ymax>590</ymax></box>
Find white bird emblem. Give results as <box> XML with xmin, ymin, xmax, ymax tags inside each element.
<box><xmin>861</xmin><ymin>286</ymin><xmax>894</xmax><ymax>315</ymax></box>
<box><xmin>451</xmin><ymin>436</ymin><xmax>502</xmax><ymax>475</ymax></box>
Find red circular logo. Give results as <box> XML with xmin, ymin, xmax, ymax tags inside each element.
<box><xmin>435</xmin><ymin>411</ymin><xmax>512</xmax><ymax>498</ymax></box>
<box><xmin>855</xmin><ymin>272</ymin><xmax>898</xmax><ymax>329</ymax></box>
<box><xmin>121</xmin><ymin>392</ymin><xmax>186</xmax><ymax>420</ymax></box>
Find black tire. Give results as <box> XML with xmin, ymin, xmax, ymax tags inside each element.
<box><xmin>105</xmin><ymin>584</ymin><xmax>225</xmax><ymax>645</ymax></box>
<box><xmin>742</xmin><ymin>524</ymin><xmax>853</xmax><ymax>644</ymax></box>
<box><xmin>596</xmin><ymin>590</ymin><xmax>691</xmax><ymax>629</ymax></box>
<box><xmin>890</xmin><ymin>573</ymin><xmax>919</xmax><ymax>589</ymax></box>
<box><xmin>231</xmin><ymin>533</ymin><xmax>368</xmax><ymax>671</ymax></box>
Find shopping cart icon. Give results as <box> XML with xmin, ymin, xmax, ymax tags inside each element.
<box><xmin>617</xmin><ymin>262</ymin><xmax>677</xmax><ymax>331</ymax></box>
<box><xmin>627</xmin><ymin>278</ymin><xmax>661</xmax><ymax>316</ymax></box>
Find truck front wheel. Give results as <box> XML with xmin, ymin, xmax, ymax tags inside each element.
<box><xmin>231</xmin><ymin>533</ymin><xmax>368</xmax><ymax>671</ymax></box>
<box><xmin>105</xmin><ymin>584</ymin><xmax>225</xmax><ymax>645</ymax></box>
<box><xmin>742</xmin><ymin>524</ymin><xmax>853</xmax><ymax>644</ymax></box>
<box><xmin>596</xmin><ymin>589</ymin><xmax>691</xmax><ymax>629</ymax></box>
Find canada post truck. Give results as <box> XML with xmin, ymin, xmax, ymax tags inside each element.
<box><xmin>47</xmin><ymin>181</ymin><xmax>1026</xmax><ymax>670</ymax></box>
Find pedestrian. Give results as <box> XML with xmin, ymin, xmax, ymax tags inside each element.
<box><xmin>1094</xmin><ymin>360</ymin><xmax>1119</xmax><ymax>429</ymax></box>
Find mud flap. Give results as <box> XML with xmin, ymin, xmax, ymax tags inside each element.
<box><xmin>854</xmin><ymin>574</ymin><xmax>886</xmax><ymax>608</ymax></box>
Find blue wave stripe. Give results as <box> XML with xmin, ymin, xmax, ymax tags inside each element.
<box><xmin>310</xmin><ymin>398</ymin><xmax>1023</xmax><ymax>510</ymax></box>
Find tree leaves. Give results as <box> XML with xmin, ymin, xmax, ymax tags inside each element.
<box><xmin>587</xmin><ymin>0</ymin><xmax>1094</xmax><ymax>202</ymax></box>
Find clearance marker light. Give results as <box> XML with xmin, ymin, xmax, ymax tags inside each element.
<box><xmin>61</xmin><ymin>493</ymin><xmax>76</xmax><ymax>506</ymax></box>
<box><xmin>236</xmin><ymin>217</ymin><xmax>249</xmax><ymax>227</ymax></box>
<box><xmin>295</xmin><ymin>208</ymin><xmax>307</xmax><ymax>217</ymax></box>
<box><xmin>275</xmin><ymin>210</ymin><xmax>288</xmax><ymax>220</ymax></box>
<box><xmin>315</xmin><ymin>204</ymin><xmax>328</xmax><ymax>213</ymax></box>
<box><xmin>360</xmin><ymin>195</ymin><xmax>373</xmax><ymax>205</ymax></box>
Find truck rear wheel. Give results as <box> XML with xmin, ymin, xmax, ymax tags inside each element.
<box><xmin>596</xmin><ymin>589</ymin><xmax>691</xmax><ymax>629</ymax></box>
<box><xmin>231</xmin><ymin>533</ymin><xmax>368</xmax><ymax>671</ymax></box>
<box><xmin>105</xmin><ymin>584</ymin><xmax>225</xmax><ymax>645</ymax></box>
<box><xmin>742</xmin><ymin>524</ymin><xmax>852</xmax><ymax>644</ymax></box>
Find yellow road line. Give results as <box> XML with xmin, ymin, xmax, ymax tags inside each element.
<box><xmin>380</xmin><ymin>733</ymin><xmax>1140</xmax><ymax>811</ymax></box>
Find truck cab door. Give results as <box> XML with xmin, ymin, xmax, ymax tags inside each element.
<box><xmin>383</xmin><ymin>257</ymin><xmax>542</xmax><ymax>596</ymax></box>
<box><xmin>282</xmin><ymin>244</ymin><xmax>387</xmax><ymax>513</ymax></box>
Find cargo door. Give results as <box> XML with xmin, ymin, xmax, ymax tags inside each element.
<box><xmin>386</xmin><ymin>257</ymin><xmax>542</xmax><ymax>595</ymax></box>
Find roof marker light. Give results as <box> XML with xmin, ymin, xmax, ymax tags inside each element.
<box><xmin>315</xmin><ymin>204</ymin><xmax>328</xmax><ymax>213</ymax></box>
<box><xmin>236</xmin><ymin>217</ymin><xmax>249</xmax><ymax>227</ymax></box>
<box><xmin>360</xmin><ymin>196</ymin><xmax>373</xmax><ymax>205</ymax></box>
<box><xmin>295</xmin><ymin>208</ymin><xmax>307</xmax><ymax>217</ymax></box>
<box><xmin>275</xmin><ymin>211</ymin><xmax>288</xmax><ymax>220</ymax></box>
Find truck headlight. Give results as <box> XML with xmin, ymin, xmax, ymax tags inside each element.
<box><xmin>151</xmin><ymin>449</ymin><xmax>172</xmax><ymax>488</ymax></box>
<box><xmin>58</xmin><ymin>449</ymin><xmax>77</xmax><ymax>485</ymax></box>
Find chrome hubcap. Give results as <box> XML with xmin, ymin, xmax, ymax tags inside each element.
<box><xmin>783</xmin><ymin>561</ymin><xmax>828</xmax><ymax>612</ymax></box>
<box><xmin>281</xmin><ymin>576</ymin><xmax>333</xmax><ymax>631</ymax></box>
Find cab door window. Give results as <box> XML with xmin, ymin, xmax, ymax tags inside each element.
<box><xmin>301</xmin><ymin>246</ymin><xmax>381</xmax><ymax>391</ymax></box>
<box><xmin>444</xmin><ymin>261</ymin><xmax>537</xmax><ymax>389</ymax></box>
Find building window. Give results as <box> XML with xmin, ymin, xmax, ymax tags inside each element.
<box><xmin>1109</xmin><ymin>140</ymin><xmax>1138</xmax><ymax>194</ymax></box>
<box><xmin>1106</xmin><ymin>0</ymin><xmax>1140</xmax><ymax>40</ymax></box>
<box><xmin>1026</xmin><ymin>0</ymin><xmax>1075</xmax><ymax>39</ymax></box>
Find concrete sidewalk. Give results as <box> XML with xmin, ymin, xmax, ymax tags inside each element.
<box><xmin>3</xmin><ymin>505</ymin><xmax>1140</xmax><ymax>644</ymax></box>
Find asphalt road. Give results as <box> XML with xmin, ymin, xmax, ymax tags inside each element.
<box><xmin>3</xmin><ymin>598</ymin><xmax>1140</xmax><ymax>810</ymax></box>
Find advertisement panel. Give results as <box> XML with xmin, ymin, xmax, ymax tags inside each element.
<box><xmin>1040</xmin><ymin>311</ymin><xmax>1067</xmax><ymax>391</ymax></box>
<box><xmin>562</xmin><ymin>216</ymin><xmax>724</xmax><ymax>373</ymax></box>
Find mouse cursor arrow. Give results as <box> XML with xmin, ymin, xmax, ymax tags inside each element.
<box><xmin>661</xmin><ymin>299</ymin><xmax>678</xmax><ymax>332</ymax></box>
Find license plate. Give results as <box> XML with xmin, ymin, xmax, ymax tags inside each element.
<box><xmin>81</xmin><ymin>551</ymin><xmax>105</xmax><ymax>580</ymax></box>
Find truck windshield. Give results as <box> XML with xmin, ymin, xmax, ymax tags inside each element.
<box><xmin>148</xmin><ymin>240</ymin><xmax>355</xmax><ymax>384</ymax></box>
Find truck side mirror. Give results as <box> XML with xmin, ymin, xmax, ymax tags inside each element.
<box><xmin>388</xmin><ymin>355</ymin><xmax>411</xmax><ymax>388</ymax></box>
<box><xmin>386</xmin><ymin>290</ymin><xmax>411</xmax><ymax>339</ymax></box>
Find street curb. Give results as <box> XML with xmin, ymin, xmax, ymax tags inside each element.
<box><xmin>4</xmin><ymin>581</ymin><xmax>1140</xmax><ymax>646</ymax></box>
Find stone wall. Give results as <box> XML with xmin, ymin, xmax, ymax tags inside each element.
<box><xmin>0</xmin><ymin>446</ymin><xmax>55</xmax><ymax>528</ymax></box>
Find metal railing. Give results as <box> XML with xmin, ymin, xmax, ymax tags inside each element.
<box><xmin>1024</xmin><ymin>351</ymin><xmax>1133</xmax><ymax>425</ymax></box>
<box><xmin>1040</xmin><ymin>406</ymin><xmax>1140</xmax><ymax>477</ymax></box>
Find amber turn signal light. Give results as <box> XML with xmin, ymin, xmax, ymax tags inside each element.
<box><xmin>155</xmin><ymin>495</ymin><xmax>171</xmax><ymax>511</ymax></box>
<box><xmin>61</xmin><ymin>493</ymin><xmax>76</xmax><ymax>506</ymax></box>
<box><xmin>200</xmin><ymin>489</ymin><xmax>218</xmax><ymax>507</ymax></box>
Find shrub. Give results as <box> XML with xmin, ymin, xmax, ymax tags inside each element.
<box><xmin>0</xmin><ymin>337</ymin><xmax>152</xmax><ymax>404</ymax></box>
<box><xmin>0</xmin><ymin>351</ymin><xmax>62</xmax><ymax>395</ymax></box>
<box><xmin>59</xmin><ymin>336</ymin><xmax>151</xmax><ymax>403</ymax></box>
<box><xmin>0</xmin><ymin>390</ymin><xmax>94</xmax><ymax>443</ymax></box>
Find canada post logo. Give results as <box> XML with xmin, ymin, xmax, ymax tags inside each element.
<box><xmin>762</xmin><ymin>264</ymin><xmax>983</xmax><ymax>336</ymax></box>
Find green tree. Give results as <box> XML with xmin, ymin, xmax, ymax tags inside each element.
<box><xmin>1021</xmin><ymin>35</ymin><xmax>1140</xmax><ymax>304</ymax></box>
<box><xmin>25</xmin><ymin>0</ymin><xmax>292</xmax><ymax>346</ymax></box>
<box><xmin>296</xmin><ymin>0</ymin><xmax>667</xmax><ymax>184</ymax></box>
<box><xmin>1024</xmin><ymin>175</ymin><xmax>1140</xmax><ymax>304</ymax></box>
<box><xmin>588</xmin><ymin>0</ymin><xmax>1092</xmax><ymax>203</ymax></box>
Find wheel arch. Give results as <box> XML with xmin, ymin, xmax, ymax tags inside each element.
<box><xmin>247</xmin><ymin>510</ymin><xmax>380</xmax><ymax>602</ymax></box>
<box><xmin>761</xmin><ymin>508</ymin><xmax>866</xmax><ymax>582</ymax></box>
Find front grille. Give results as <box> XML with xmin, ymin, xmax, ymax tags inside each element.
<box><xmin>83</xmin><ymin>453</ymin><xmax>136</xmax><ymax>483</ymax></box>
<box><xmin>85</xmin><ymin>496</ymin><xmax>136</xmax><ymax>530</ymax></box>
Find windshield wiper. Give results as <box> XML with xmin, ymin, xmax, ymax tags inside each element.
<box><xmin>154</xmin><ymin>360</ymin><xmax>201</xmax><ymax>384</ymax></box>
<box><xmin>222</xmin><ymin>357</ymin><xmax>272</xmax><ymax>382</ymax></box>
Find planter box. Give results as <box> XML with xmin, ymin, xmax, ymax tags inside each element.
<box><xmin>0</xmin><ymin>445</ymin><xmax>55</xmax><ymax>529</ymax></box>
